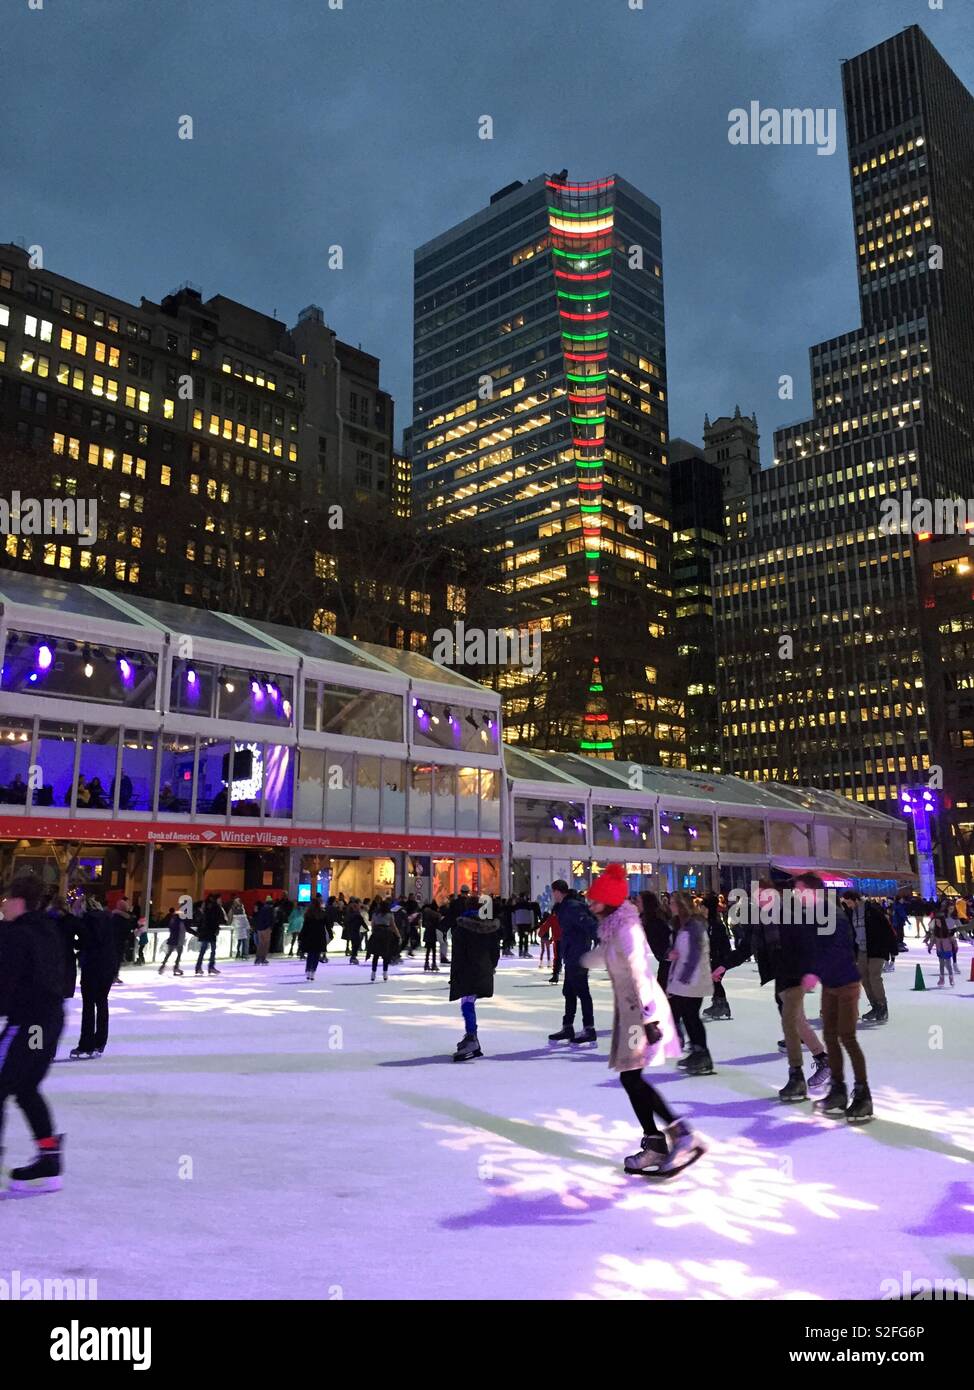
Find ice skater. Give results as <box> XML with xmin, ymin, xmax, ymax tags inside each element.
<box><xmin>422</xmin><ymin>900</ymin><xmax>441</xmax><ymax>972</ymax></box>
<box><xmin>546</xmin><ymin>879</ymin><xmax>598</xmax><ymax>1045</ymax></box>
<box><xmin>582</xmin><ymin>863</ymin><xmax>704</xmax><ymax>1177</ymax></box>
<box><xmin>299</xmin><ymin>896</ymin><xmax>329</xmax><ymax>980</ymax></box>
<box><xmin>450</xmin><ymin>898</ymin><xmax>501</xmax><ymax>1061</ymax></box>
<box><xmin>667</xmin><ymin>891</ymin><xmax>715</xmax><ymax>1075</ymax></box>
<box><xmin>805</xmin><ymin>884</ymin><xmax>873</xmax><ymax>1122</ymax></box>
<box><xmin>0</xmin><ymin>874</ymin><xmax>70</xmax><ymax>1196</ymax></box>
<box><xmin>367</xmin><ymin>901</ymin><xmax>400</xmax><ymax>982</ymax></box>
<box><xmin>158</xmin><ymin>907</ymin><xmax>187</xmax><ymax>975</ymax></box>
<box><xmin>70</xmin><ymin>891</ymin><xmax>117</xmax><ymax>1059</ymax></box>
<box><xmin>286</xmin><ymin>901</ymin><xmax>305</xmax><ymax>957</ymax></box>
<box><xmin>927</xmin><ymin>911</ymin><xmax>956</xmax><ymax>987</ymax></box>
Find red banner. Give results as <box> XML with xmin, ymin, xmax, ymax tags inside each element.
<box><xmin>0</xmin><ymin>814</ymin><xmax>501</xmax><ymax>856</ymax></box>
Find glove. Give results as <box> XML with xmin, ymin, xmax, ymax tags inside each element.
<box><xmin>644</xmin><ymin>1020</ymin><xmax>662</xmax><ymax>1045</ymax></box>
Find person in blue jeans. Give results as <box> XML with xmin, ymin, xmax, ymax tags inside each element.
<box><xmin>547</xmin><ymin>880</ymin><xmax>599</xmax><ymax>1044</ymax></box>
<box><xmin>449</xmin><ymin>901</ymin><xmax>500</xmax><ymax>1061</ymax></box>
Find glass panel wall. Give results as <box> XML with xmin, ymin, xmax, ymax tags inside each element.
<box><xmin>170</xmin><ymin>658</ymin><xmax>216</xmax><ymax>715</ymax></box>
<box><xmin>196</xmin><ymin>737</ymin><xmax>232</xmax><ymax>815</ymax></box>
<box><xmin>119</xmin><ymin>729</ymin><xmax>156</xmax><ymax>811</ymax></box>
<box><xmin>514</xmin><ymin>797</ymin><xmax>587</xmax><ymax>844</ymax></box>
<box><xmin>457</xmin><ymin>767</ymin><xmax>479</xmax><ymax>831</ymax></box>
<box><xmin>382</xmin><ymin>758</ymin><xmax>407</xmax><ymax>829</ymax></box>
<box><xmin>413</xmin><ymin>700</ymin><xmax>499</xmax><ymax>754</ymax></box>
<box><xmin>296</xmin><ymin>747</ymin><xmax>325</xmax><ymax>821</ymax></box>
<box><xmin>263</xmin><ymin>744</ymin><xmax>293</xmax><ymax>819</ymax></box>
<box><xmin>37</xmin><ymin>720</ymin><xmax>77</xmax><ymax>807</ymax></box>
<box><xmin>218</xmin><ymin>670</ymin><xmax>294</xmax><ymax>727</ymax></box>
<box><xmin>0</xmin><ymin>717</ymin><xmax>34</xmax><ymax>804</ymax></box>
<box><xmin>3</xmin><ymin>632</ymin><xmax>156</xmax><ymax>709</ymax></box>
<box><xmin>158</xmin><ymin>735</ymin><xmax>194</xmax><ymax>813</ymax></box>
<box><xmin>433</xmin><ymin>764</ymin><xmax>456</xmax><ymax>831</ymax></box>
<box><xmin>78</xmin><ymin>724</ymin><xmax>118</xmax><ymax>810</ymax></box>
<box><xmin>409</xmin><ymin>763</ymin><xmax>432</xmax><ymax>829</ymax></box>
<box><xmin>718</xmin><ymin>816</ymin><xmax>766</xmax><ymax>856</ymax></box>
<box><xmin>323</xmin><ymin>752</ymin><xmax>353</xmax><ymax>828</ymax></box>
<box><xmin>354</xmin><ymin>755</ymin><xmax>381</xmax><ymax>828</ymax></box>
<box><xmin>480</xmin><ymin>769</ymin><xmax>500</xmax><ymax>833</ymax></box>
<box><xmin>768</xmin><ymin>820</ymin><xmax>811</xmax><ymax>858</ymax></box>
<box><xmin>592</xmin><ymin>805</ymin><xmax>654</xmax><ymax>849</ymax></box>
<box><xmin>308</xmin><ymin>683</ymin><xmax>402</xmax><ymax>741</ymax></box>
<box><xmin>659</xmin><ymin>809</ymin><xmax>714</xmax><ymax>852</ymax></box>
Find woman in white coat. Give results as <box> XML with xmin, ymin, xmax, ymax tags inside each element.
<box><xmin>583</xmin><ymin>863</ymin><xmax>706</xmax><ymax>1177</ymax></box>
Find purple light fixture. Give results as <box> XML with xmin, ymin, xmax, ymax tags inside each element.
<box><xmin>187</xmin><ymin>668</ymin><xmax>197</xmax><ymax>686</ymax></box>
<box><xmin>37</xmin><ymin>642</ymin><xmax>53</xmax><ymax>670</ymax></box>
<box><xmin>552</xmin><ymin>815</ymin><xmax>565</xmax><ymax>832</ymax></box>
<box><xmin>118</xmin><ymin>656</ymin><xmax>133</xmax><ymax>682</ymax></box>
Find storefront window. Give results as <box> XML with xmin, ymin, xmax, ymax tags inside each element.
<box><xmin>119</xmin><ymin>729</ymin><xmax>156</xmax><ymax>811</ymax></box>
<box><xmin>768</xmin><ymin>820</ymin><xmax>810</xmax><ymax>858</ymax></box>
<box><xmin>296</xmin><ymin>747</ymin><xmax>325</xmax><ymax>821</ymax></box>
<box><xmin>37</xmin><ymin>720</ymin><xmax>77</xmax><ymax>808</ymax></box>
<box><xmin>170</xmin><ymin>657</ymin><xmax>216</xmax><ymax>715</ymax></box>
<box><xmin>718</xmin><ymin>816</ymin><xmax>766</xmax><ymax>855</ymax></box>
<box><xmin>457</xmin><ymin>767</ymin><xmax>479</xmax><ymax>831</ymax></box>
<box><xmin>433</xmin><ymin>764</ymin><xmax>456</xmax><ymax>831</ymax></box>
<box><xmin>354</xmin><ymin>755</ymin><xmax>381</xmax><ymax>828</ymax></box>
<box><xmin>3</xmin><ymin>632</ymin><xmax>156</xmax><ymax>709</ymax></box>
<box><xmin>215</xmin><ymin>669</ymin><xmax>293</xmax><ymax>727</ymax></box>
<box><xmin>263</xmin><ymin>743</ymin><xmax>293</xmax><ymax>819</ymax></box>
<box><xmin>409</xmin><ymin>763</ymin><xmax>432</xmax><ymax>829</ymax></box>
<box><xmin>157</xmin><ymin>735</ymin><xmax>194</xmax><ymax>813</ymax></box>
<box><xmin>0</xmin><ymin>718</ymin><xmax>34</xmax><ymax>805</ymax></box>
<box><xmin>658</xmin><ymin>810</ymin><xmax>714</xmax><ymax>852</ymax></box>
<box><xmin>431</xmin><ymin>857</ymin><xmax>454</xmax><ymax>901</ymax></box>
<box><xmin>323</xmin><ymin>752</ymin><xmax>353</xmax><ymax>828</ymax></box>
<box><xmin>382</xmin><ymin>758</ymin><xmax>406</xmax><ymax>829</ymax></box>
<box><xmin>413</xmin><ymin>701</ymin><xmax>499</xmax><ymax>754</ymax></box>
<box><xmin>514</xmin><ymin>797</ymin><xmax>586</xmax><ymax>844</ymax></box>
<box><xmin>78</xmin><ymin>724</ymin><xmax>118</xmax><ymax>811</ymax></box>
<box><xmin>480</xmin><ymin>769</ymin><xmax>500</xmax><ymax>833</ymax></box>
<box><xmin>592</xmin><ymin>805</ymin><xmax>654</xmax><ymax>850</ymax></box>
<box><xmin>480</xmin><ymin>857</ymin><xmax>500</xmax><ymax>895</ymax></box>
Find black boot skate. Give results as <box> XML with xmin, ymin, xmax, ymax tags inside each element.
<box><xmin>807</xmin><ymin>1053</ymin><xmax>832</xmax><ymax>1093</ymax></box>
<box><xmin>845</xmin><ymin>1083</ymin><xmax>874</xmax><ymax>1123</ymax></box>
<box><xmin>5</xmin><ymin>1135</ymin><xmax>64</xmax><ymax>1196</ymax></box>
<box><xmin>573</xmin><ymin>1026</ymin><xmax>598</xmax><ymax>1044</ymax></box>
<box><xmin>548</xmin><ymin>1025</ymin><xmax>575</xmax><ymax>1043</ymax></box>
<box><xmin>815</xmin><ymin>1081</ymin><xmax>849</xmax><ymax>1115</ymax></box>
<box><xmin>453</xmin><ymin>1032</ymin><xmax>483</xmax><ymax>1062</ymax></box>
<box><xmin>649</xmin><ymin>1120</ymin><xmax>706</xmax><ymax>1179</ymax></box>
<box><xmin>684</xmin><ymin>1047</ymin><xmax>716</xmax><ymax>1076</ymax></box>
<box><xmin>624</xmin><ymin>1133</ymin><xmax>668</xmax><ymax>1174</ymax></box>
<box><xmin>778</xmin><ymin>1066</ymin><xmax>807</xmax><ymax>1102</ymax></box>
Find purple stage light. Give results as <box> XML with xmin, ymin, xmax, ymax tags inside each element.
<box><xmin>37</xmin><ymin>642</ymin><xmax>53</xmax><ymax>670</ymax></box>
<box><xmin>28</xmin><ymin>672</ymin><xmax>38</xmax><ymax>683</ymax></box>
<box><xmin>187</xmin><ymin>668</ymin><xmax>197</xmax><ymax>686</ymax></box>
<box><xmin>552</xmin><ymin>815</ymin><xmax>565</xmax><ymax>832</ymax></box>
<box><xmin>118</xmin><ymin>657</ymin><xmax>133</xmax><ymax>682</ymax></box>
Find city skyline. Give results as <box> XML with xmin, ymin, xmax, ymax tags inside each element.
<box><xmin>5</xmin><ymin>0</ymin><xmax>972</xmax><ymax>454</ymax></box>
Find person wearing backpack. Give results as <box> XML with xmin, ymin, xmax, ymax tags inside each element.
<box><xmin>547</xmin><ymin>881</ymin><xmax>599</xmax><ymax>1045</ymax></box>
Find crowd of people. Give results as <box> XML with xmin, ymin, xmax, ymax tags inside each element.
<box><xmin>0</xmin><ymin>868</ymin><xmax>967</xmax><ymax>1195</ymax></box>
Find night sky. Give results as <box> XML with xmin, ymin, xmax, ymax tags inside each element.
<box><xmin>4</xmin><ymin>0</ymin><xmax>972</xmax><ymax>455</ymax></box>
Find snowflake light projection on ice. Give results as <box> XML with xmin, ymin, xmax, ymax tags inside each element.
<box><xmin>425</xmin><ymin>1106</ymin><xmax>876</xmax><ymax>1248</ymax></box>
<box><xmin>580</xmin><ymin>1255</ymin><xmax>821</xmax><ymax>1301</ymax></box>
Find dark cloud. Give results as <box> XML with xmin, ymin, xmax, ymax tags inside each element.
<box><xmin>4</xmin><ymin>0</ymin><xmax>972</xmax><ymax>452</ymax></box>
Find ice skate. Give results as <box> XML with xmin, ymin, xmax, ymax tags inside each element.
<box><xmin>623</xmin><ymin>1133</ymin><xmax>668</xmax><ymax>1174</ymax></box>
<box><xmin>859</xmin><ymin>1008</ymin><xmax>877</xmax><ymax>1024</ymax></box>
<box><xmin>807</xmin><ymin>1054</ymin><xmax>832</xmax><ymax>1092</ymax></box>
<box><xmin>208</xmin><ymin>966</ymin><xmax>220</xmax><ymax>975</ymax></box>
<box><xmin>778</xmin><ymin>1066</ymin><xmax>807</xmax><ymax>1102</ymax></box>
<box><xmin>68</xmin><ymin>1048</ymin><xmax>91</xmax><ymax>1060</ymax></box>
<box><xmin>815</xmin><ymin>1081</ymin><xmax>848</xmax><ymax>1115</ymax></box>
<box><xmin>173</xmin><ymin>968</ymin><xmax>184</xmax><ymax>976</ymax></box>
<box><xmin>845</xmin><ymin>1083</ymin><xmax>874</xmax><ymax>1123</ymax></box>
<box><xmin>453</xmin><ymin>1032</ymin><xmax>483</xmax><ymax>1062</ymax></box>
<box><xmin>572</xmin><ymin>1025</ymin><xmax>598</xmax><ymax>1045</ymax></box>
<box><xmin>644</xmin><ymin>1119</ymin><xmax>706</xmax><ymax>1179</ymax></box>
<box><xmin>684</xmin><ymin>1046</ymin><xmax>715</xmax><ymax>1076</ymax></box>
<box><xmin>702</xmin><ymin>1001</ymin><xmax>732</xmax><ymax>1021</ymax></box>
<box><xmin>4</xmin><ymin>1136</ymin><xmax>64</xmax><ymax>1197</ymax></box>
<box><xmin>548</xmin><ymin>1025</ymin><xmax>575</xmax><ymax>1043</ymax></box>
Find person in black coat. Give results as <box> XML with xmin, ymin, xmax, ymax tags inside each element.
<box><xmin>71</xmin><ymin>893</ymin><xmax>118</xmax><ymax>1058</ymax></box>
<box><xmin>701</xmin><ymin>891</ymin><xmax>734</xmax><ymax>1021</ymax></box>
<box><xmin>342</xmin><ymin>899</ymin><xmax>367</xmax><ymax>964</ymax></box>
<box><xmin>109</xmin><ymin>898</ymin><xmax>135</xmax><ymax>982</ymax></box>
<box><xmin>449</xmin><ymin>902</ymin><xmax>501</xmax><ymax>1061</ymax></box>
<box><xmin>421</xmin><ymin>902</ymin><xmax>442</xmax><ymax>972</ymax></box>
<box><xmin>196</xmin><ymin>893</ymin><xmax>226</xmax><ymax>974</ymax></box>
<box><xmin>298</xmin><ymin>897</ymin><xmax>329</xmax><ymax>981</ymax></box>
<box><xmin>0</xmin><ymin>874</ymin><xmax>70</xmax><ymax>1194</ymax></box>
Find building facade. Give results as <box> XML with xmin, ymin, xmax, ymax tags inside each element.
<box><xmin>715</xmin><ymin>26</ymin><xmax>974</xmax><ymax>878</ymax></box>
<box><xmin>0</xmin><ymin>246</ymin><xmax>395</xmax><ymax>617</ymax></box>
<box><xmin>411</xmin><ymin>173</ymin><xmax>684</xmax><ymax>765</ymax></box>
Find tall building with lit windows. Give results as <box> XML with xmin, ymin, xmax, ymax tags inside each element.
<box><xmin>715</xmin><ymin>27</ymin><xmax>974</xmax><ymax>876</ymax></box>
<box><xmin>412</xmin><ymin>173</ymin><xmax>685</xmax><ymax>764</ymax></box>
<box><xmin>0</xmin><ymin>245</ymin><xmax>395</xmax><ymax>611</ymax></box>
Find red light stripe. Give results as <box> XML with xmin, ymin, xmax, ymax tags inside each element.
<box><xmin>546</xmin><ymin>177</ymin><xmax>615</xmax><ymax>192</ymax></box>
<box><xmin>564</xmin><ymin>351</ymin><xmax>607</xmax><ymax>361</ymax></box>
<box><xmin>554</xmin><ymin>270</ymin><xmax>611</xmax><ymax>282</ymax></box>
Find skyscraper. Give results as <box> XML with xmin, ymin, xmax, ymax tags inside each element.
<box><xmin>715</xmin><ymin>26</ymin><xmax>974</xmax><ymax>874</ymax></box>
<box><xmin>412</xmin><ymin>173</ymin><xmax>685</xmax><ymax>764</ymax></box>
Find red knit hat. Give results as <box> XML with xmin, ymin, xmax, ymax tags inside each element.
<box><xmin>587</xmin><ymin>862</ymin><xmax>629</xmax><ymax>909</ymax></box>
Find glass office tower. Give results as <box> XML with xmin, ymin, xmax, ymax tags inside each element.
<box><xmin>412</xmin><ymin>173</ymin><xmax>684</xmax><ymax>764</ymax></box>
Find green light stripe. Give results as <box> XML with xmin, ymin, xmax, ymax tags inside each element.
<box><xmin>589</xmin><ymin>684</ymin><xmax>604</xmax><ymax>692</ymax></box>
<box><xmin>576</xmin><ymin>460</ymin><xmax>603</xmax><ymax>469</ymax></box>
<box><xmin>552</xmin><ymin>247</ymin><xmax>613</xmax><ymax>260</ymax></box>
<box><xmin>571</xmin><ymin>415</ymin><xmax>605</xmax><ymax>425</ymax></box>
<box><xmin>557</xmin><ymin>290</ymin><xmax>611</xmax><ymax>300</ymax></box>
<box><xmin>580</xmin><ymin>739</ymin><xmax>612</xmax><ymax>749</ymax></box>
<box><xmin>566</xmin><ymin>372</ymin><xmax>607</xmax><ymax>383</ymax></box>
<box><xmin>548</xmin><ymin>205</ymin><xmax>613</xmax><ymax>220</ymax></box>
<box><xmin>563</xmin><ymin>332</ymin><xmax>609</xmax><ymax>342</ymax></box>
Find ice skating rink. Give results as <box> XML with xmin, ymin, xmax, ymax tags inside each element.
<box><xmin>3</xmin><ymin>945</ymin><xmax>972</xmax><ymax>1301</ymax></box>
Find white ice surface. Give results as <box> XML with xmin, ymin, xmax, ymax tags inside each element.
<box><xmin>2</xmin><ymin>944</ymin><xmax>972</xmax><ymax>1301</ymax></box>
